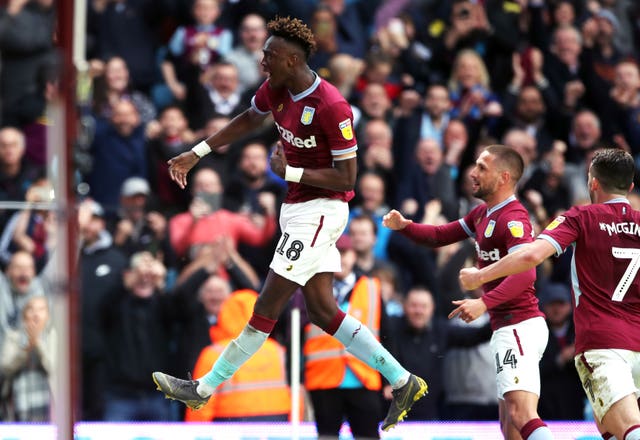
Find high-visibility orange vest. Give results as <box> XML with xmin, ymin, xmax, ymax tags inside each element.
<box><xmin>185</xmin><ymin>289</ymin><xmax>292</xmax><ymax>421</ymax></box>
<box><xmin>185</xmin><ymin>338</ymin><xmax>291</xmax><ymax>421</ymax></box>
<box><xmin>303</xmin><ymin>276</ymin><xmax>382</xmax><ymax>391</ymax></box>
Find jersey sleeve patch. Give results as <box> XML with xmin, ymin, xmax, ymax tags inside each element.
<box><xmin>545</xmin><ymin>215</ymin><xmax>566</xmax><ymax>231</ymax></box>
<box><xmin>339</xmin><ymin>119</ymin><xmax>354</xmax><ymax>140</ymax></box>
<box><xmin>507</xmin><ymin>220</ymin><xmax>524</xmax><ymax>238</ymax></box>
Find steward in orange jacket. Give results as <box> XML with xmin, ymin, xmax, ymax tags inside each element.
<box><xmin>185</xmin><ymin>289</ymin><xmax>291</xmax><ymax>421</ymax></box>
<box><xmin>304</xmin><ymin>275</ymin><xmax>382</xmax><ymax>391</ymax></box>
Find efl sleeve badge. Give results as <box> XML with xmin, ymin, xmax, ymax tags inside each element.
<box><xmin>339</xmin><ymin>119</ymin><xmax>354</xmax><ymax>140</ymax></box>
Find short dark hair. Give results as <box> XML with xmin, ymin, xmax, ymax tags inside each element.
<box><xmin>590</xmin><ymin>148</ymin><xmax>635</xmax><ymax>193</ymax></box>
<box><xmin>268</xmin><ymin>16</ymin><xmax>316</xmax><ymax>59</ymax></box>
<box><xmin>484</xmin><ymin>144</ymin><xmax>525</xmax><ymax>183</ymax></box>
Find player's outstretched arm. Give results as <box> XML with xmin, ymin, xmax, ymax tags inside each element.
<box><xmin>168</xmin><ymin>108</ymin><xmax>269</xmax><ymax>189</ymax></box>
<box><xmin>459</xmin><ymin>239</ymin><xmax>556</xmax><ymax>290</ymax></box>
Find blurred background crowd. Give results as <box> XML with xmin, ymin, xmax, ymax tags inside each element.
<box><xmin>0</xmin><ymin>0</ymin><xmax>637</xmax><ymax>428</ymax></box>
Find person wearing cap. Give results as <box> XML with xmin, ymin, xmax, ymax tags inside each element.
<box><xmin>185</xmin><ymin>289</ymin><xmax>292</xmax><ymax>422</ymax></box>
<box><xmin>303</xmin><ymin>233</ymin><xmax>387</xmax><ymax>440</ymax></box>
<box><xmin>77</xmin><ymin>198</ymin><xmax>129</xmax><ymax>420</ymax></box>
<box><xmin>110</xmin><ymin>177</ymin><xmax>178</xmax><ymax>283</ymax></box>
<box><xmin>537</xmin><ymin>282</ymin><xmax>584</xmax><ymax>421</ymax></box>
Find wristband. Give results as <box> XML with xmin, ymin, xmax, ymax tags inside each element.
<box><xmin>285</xmin><ymin>165</ymin><xmax>304</xmax><ymax>183</ymax></box>
<box><xmin>191</xmin><ymin>140</ymin><xmax>212</xmax><ymax>158</ymax></box>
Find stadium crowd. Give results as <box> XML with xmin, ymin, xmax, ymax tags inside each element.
<box><xmin>0</xmin><ymin>0</ymin><xmax>638</xmax><ymax>430</ymax></box>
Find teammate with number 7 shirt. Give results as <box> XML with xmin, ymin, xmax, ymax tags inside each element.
<box><xmin>460</xmin><ymin>148</ymin><xmax>640</xmax><ymax>440</ymax></box>
<box><xmin>384</xmin><ymin>144</ymin><xmax>555</xmax><ymax>440</ymax></box>
<box><xmin>151</xmin><ymin>16</ymin><xmax>427</xmax><ymax>432</ymax></box>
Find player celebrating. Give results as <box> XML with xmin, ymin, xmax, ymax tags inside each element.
<box><xmin>384</xmin><ymin>145</ymin><xmax>555</xmax><ymax>440</ymax></box>
<box><xmin>152</xmin><ymin>16</ymin><xmax>427</xmax><ymax>432</ymax></box>
<box><xmin>460</xmin><ymin>148</ymin><xmax>640</xmax><ymax>440</ymax></box>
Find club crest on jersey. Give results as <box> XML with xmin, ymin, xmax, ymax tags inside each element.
<box><xmin>339</xmin><ymin>119</ymin><xmax>354</xmax><ymax>140</ymax></box>
<box><xmin>300</xmin><ymin>106</ymin><xmax>315</xmax><ymax>125</ymax></box>
<box><xmin>546</xmin><ymin>215</ymin><xmax>565</xmax><ymax>231</ymax></box>
<box><xmin>277</xmin><ymin>103</ymin><xmax>284</xmax><ymax>112</ymax></box>
<box><xmin>484</xmin><ymin>220</ymin><xmax>496</xmax><ymax>238</ymax></box>
<box><xmin>508</xmin><ymin>220</ymin><xmax>524</xmax><ymax>238</ymax></box>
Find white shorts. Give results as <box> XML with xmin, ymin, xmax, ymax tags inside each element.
<box><xmin>269</xmin><ymin>198</ymin><xmax>348</xmax><ymax>286</ymax></box>
<box><xmin>575</xmin><ymin>348</ymin><xmax>640</xmax><ymax>422</ymax></box>
<box><xmin>491</xmin><ymin>316</ymin><xmax>548</xmax><ymax>399</ymax></box>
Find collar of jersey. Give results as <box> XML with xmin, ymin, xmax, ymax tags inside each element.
<box><xmin>486</xmin><ymin>194</ymin><xmax>517</xmax><ymax>217</ymax></box>
<box><xmin>289</xmin><ymin>71</ymin><xmax>321</xmax><ymax>102</ymax></box>
<box><xmin>604</xmin><ymin>197</ymin><xmax>630</xmax><ymax>205</ymax></box>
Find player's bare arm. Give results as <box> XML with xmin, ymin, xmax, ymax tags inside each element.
<box><xmin>459</xmin><ymin>239</ymin><xmax>556</xmax><ymax>290</ymax></box>
<box><xmin>168</xmin><ymin>108</ymin><xmax>269</xmax><ymax>189</ymax></box>
<box><xmin>270</xmin><ymin>143</ymin><xmax>357</xmax><ymax>192</ymax></box>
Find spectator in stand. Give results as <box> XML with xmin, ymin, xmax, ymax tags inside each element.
<box><xmin>537</xmin><ymin>282</ymin><xmax>585</xmax><ymax>421</ymax></box>
<box><xmin>161</xmin><ymin>0</ymin><xmax>232</xmax><ymax>107</ymax></box>
<box><xmin>607</xmin><ymin>60</ymin><xmax>640</xmax><ymax>159</ymax></box>
<box><xmin>0</xmin><ymin>251</ymin><xmax>49</xmax><ymax>352</ymax></box>
<box><xmin>189</xmin><ymin>61</ymin><xmax>246</xmax><ymax>130</ymax></box>
<box><xmin>353</xmin><ymin>83</ymin><xmax>394</xmax><ymax>142</ymax></box>
<box><xmin>99</xmin><ymin>252</ymin><xmax>177</xmax><ymax>421</ymax></box>
<box><xmin>91</xmin><ymin>56</ymin><xmax>157</xmax><ymax>125</ymax></box>
<box><xmin>396</xmin><ymin>137</ymin><xmax>458</xmax><ymax>222</ymax></box>
<box><xmin>502</xmin><ymin>49</ymin><xmax>562</xmax><ymax>154</ymax></box>
<box><xmin>521</xmin><ymin>147</ymin><xmax>573</xmax><ymax>220</ymax></box>
<box><xmin>527</xmin><ymin>0</ymin><xmax>579</xmax><ymax>53</ymax></box>
<box><xmin>385</xmin><ymin>286</ymin><xmax>492</xmax><ymax>421</ymax></box>
<box><xmin>349</xmin><ymin>171</ymin><xmax>393</xmax><ymax>261</ymax></box>
<box><xmin>316</xmin><ymin>0</ymin><xmax>379</xmax><ymax>62</ymax></box>
<box><xmin>77</xmin><ymin>199</ymin><xmax>128</xmax><ymax>421</ymax></box>
<box><xmin>348</xmin><ymin>214</ymin><xmax>395</xmax><ymax>279</ymax></box>
<box><xmin>308</xmin><ymin>4</ymin><xmax>338</xmax><ymax>73</ymax></box>
<box><xmin>109</xmin><ymin>177</ymin><xmax>177</xmax><ymax>282</ymax></box>
<box><xmin>223</xmin><ymin>13</ymin><xmax>268</xmax><ymax>94</ymax></box>
<box><xmin>542</xmin><ymin>25</ymin><xmax>590</xmax><ymax>120</ymax></box>
<box><xmin>580</xmin><ymin>8</ymin><xmax>632</xmax><ymax>109</ymax></box>
<box><xmin>145</xmin><ymin>105</ymin><xmax>195</xmax><ymax>215</ymax></box>
<box><xmin>354</xmin><ymin>51</ymin><xmax>403</xmax><ymax>103</ymax></box>
<box><xmin>0</xmin><ymin>0</ymin><xmax>57</xmax><ymax>130</ymax></box>
<box><xmin>168</xmin><ymin>167</ymin><xmax>277</xmax><ymax>266</ymax></box>
<box><xmin>186</xmin><ymin>289</ymin><xmax>291</xmax><ymax>422</ymax></box>
<box><xmin>223</xmin><ymin>141</ymin><xmax>285</xmax><ymax>277</ymax></box>
<box><xmin>326</xmin><ymin>53</ymin><xmax>363</xmax><ymax>103</ymax></box>
<box><xmin>0</xmin><ymin>127</ymin><xmax>43</xmax><ymax>234</ymax></box>
<box><xmin>0</xmin><ymin>295</ymin><xmax>55</xmax><ymax>422</ymax></box>
<box><xmin>393</xmin><ymin>84</ymin><xmax>452</xmax><ymax>180</ymax></box>
<box><xmin>503</xmin><ymin>128</ymin><xmax>540</xmax><ymax>187</ymax></box>
<box><xmin>88</xmin><ymin>0</ymin><xmax>164</xmax><ymax>94</ymax></box>
<box><xmin>223</xmin><ymin>141</ymin><xmax>285</xmax><ymax>215</ymax></box>
<box><xmin>85</xmin><ymin>99</ymin><xmax>147</xmax><ymax>213</ymax></box>
<box><xmin>448</xmin><ymin>49</ymin><xmax>503</xmax><ymax>140</ymax></box>
<box><xmin>9</xmin><ymin>179</ymin><xmax>56</xmax><ymax>273</ymax></box>
<box><xmin>442</xmin><ymin>118</ymin><xmax>472</xmax><ymax>177</ymax></box>
<box><xmin>193</xmin><ymin>116</ymin><xmax>232</xmax><ymax>184</ymax></box>
<box><xmin>566</xmin><ymin>109</ymin><xmax>603</xmax><ymax>165</ymax></box>
<box><xmin>359</xmin><ymin>119</ymin><xmax>395</xmax><ymax>199</ymax></box>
